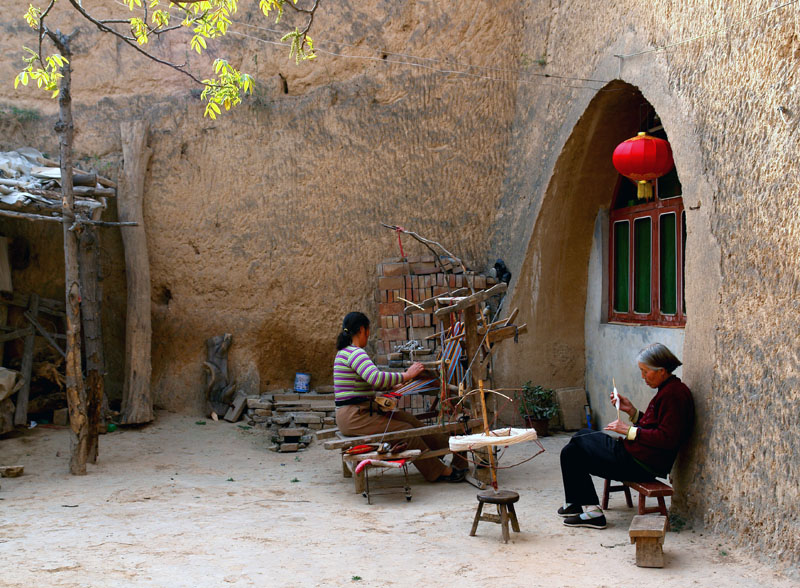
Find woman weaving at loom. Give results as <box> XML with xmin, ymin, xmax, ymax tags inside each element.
<box><xmin>334</xmin><ymin>312</ymin><xmax>468</xmax><ymax>483</ymax></box>
<box><xmin>558</xmin><ymin>343</ymin><xmax>694</xmax><ymax>529</ymax></box>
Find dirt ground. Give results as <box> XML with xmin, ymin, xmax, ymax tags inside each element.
<box><xmin>0</xmin><ymin>412</ymin><xmax>795</xmax><ymax>587</ymax></box>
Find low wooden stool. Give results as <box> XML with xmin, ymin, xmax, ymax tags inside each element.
<box><xmin>470</xmin><ymin>489</ymin><xmax>520</xmax><ymax>543</ymax></box>
<box><xmin>603</xmin><ymin>479</ymin><xmax>673</xmax><ymax>519</ymax></box>
<box><xmin>629</xmin><ymin>515</ymin><xmax>667</xmax><ymax>567</ymax></box>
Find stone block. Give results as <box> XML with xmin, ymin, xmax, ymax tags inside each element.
<box><xmin>278</xmin><ymin>428</ymin><xmax>306</xmax><ymax>438</ymax></box>
<box><xmin>53</xmin><ymin>407</ymin><xmax>69</xmax><ymax>426</ymax></box>
<box><xmin>247</xmin><ymin>398</ymin><xmax>272</xmax><ymax>409</ymax></box>
<box><xmin>307</xmin><ymin>422</ymin><xmax>323</xmax><ymax>430</ymax></box>
<box><xmin>279</xmin><ymin>443</ymin><xmax>299</xmax><ymax>452</ymax></box>
<box><xmin>555</xmin><ymin>387</ymin><xmax>588</xmax><ymax>430</ymax></box>
<box><xmin>315</xmin><ymin>427</ymin><xmax>339</xmax><ymax>440</ymax></box>
<box><xmin>224</xmin><ymin>392</ymin><xmax>248</xmax><ymax>422</ymax></box>
<box><xmin>270</xmin><ymin>414</ymin><xmax>292</xmax><ymax>426</ymax></box>
<box><xmin>254</xmin><ymin>409</ymin><xmax>272</xmax><ymax>416</ymax></box>
<box><xmin>294</xmin><ymin>412</ymin><xmax>324</xmax><ymax>424</ymax></box>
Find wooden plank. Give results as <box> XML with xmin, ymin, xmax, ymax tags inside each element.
<box><xmin>323</xmin><ymin>418</ymin><xmax>482</xmax><ymax>450</ymax></box>
<box><xmin>433</xmin><ymin>283</ymin><xmax>507</xmax><ymax>318</ymax></box>
<box><xmin>14</xmin><ymin>294</ymin><xmax>38</xmax><ymax>426</ymax></box>
<box><xmin>0</xmin><ymin>237</ymin><xmax>12</xmax><ymax>293</ymax></box>
<box><xmin>343</xmin><ymin>449</ymin><xmax>422</xmax><ymax>462</ymax></box>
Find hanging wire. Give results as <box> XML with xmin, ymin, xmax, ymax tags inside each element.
<box><xmin>616</xmin><ymin>0</ymin><xmax>800</xmax><ymax>58</ymax></box>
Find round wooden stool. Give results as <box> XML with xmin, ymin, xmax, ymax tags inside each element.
<box><xmin>469</xmin><ymin>489</ymin><xmax>521</xmax><ymax>543</ymax></box>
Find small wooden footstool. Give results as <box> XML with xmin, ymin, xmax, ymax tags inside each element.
<box><xmin>470</xmin><ymin>489</ymin><xmax>521</xmax><ymax>543</ymax></box>
<box><xmin>629</xmin><ymin>515</ymin><xmax>667</xmax><ymax>567</ymax></box>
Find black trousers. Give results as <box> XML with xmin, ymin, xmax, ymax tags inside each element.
<box><xmin>560</xmin><ymin>428</ymin><xmax>655</xmax><ymax>506</ymax></box>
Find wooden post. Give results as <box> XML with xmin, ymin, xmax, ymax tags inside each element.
<box><xmin>79</xmin><ymin>224</ymin><xmax>105</xmax><ymax>462</ymax></box>
<box><xmin>464</xmin><ymin>306</ymin><xmax>492</xmax><ymax>482</ymax></box>
<box><xmin>52</xmin><ymin>33</ymin><xmax>90</xmax><ymax>475</ymax></box>
<box><xmin>13</xmin><ymin>294</ymin><xmax>38</xmax><ymax>426</ymax></box>
<box><xmin>119</xmin><ymin>121</ymin><xmax>154</xmax><ymax>425</ymax></box>
<box><xmin>478</xmin><ymin>380</ymin><xmax>498</xmax><ymax>490</ymax></box>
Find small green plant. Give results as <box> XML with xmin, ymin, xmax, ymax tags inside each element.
<box><xmin>290</xmin><ymin>477</ymin><xmax>299</xmax><ymax>483</ymax></box>
<box><xmin>668</xmin><ymin>512</ymin><xmax>687</xmax><ymax>533</ymax></box>
<box><xmin>518</xmin><ymin>382</ymin><xmax>558</xmax><ymax>420</ymax></box>
<box><xmin>351</xmin><ymin>576</ymin><xmax>362</xmax><ymax>582</ymax></box>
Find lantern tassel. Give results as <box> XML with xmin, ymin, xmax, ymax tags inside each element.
<box><xmin>637</xmin><ymin>180</ymin><xmax>653</xmax><ymax>200</ymax></box>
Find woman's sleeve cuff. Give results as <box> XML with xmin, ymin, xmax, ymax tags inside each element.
<box><xmin>626</xmin><ymin>426</ymin><xmax>638</xmax><ymax>441</ymax></box>
<box><xmin>631</xmin><ymin>409</ymin><xmax>641</xmax><ymax>424</ymax></box>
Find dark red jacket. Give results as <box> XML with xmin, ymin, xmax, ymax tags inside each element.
<box><xmin>623</xmin><ymin>376</ymin><xmax>694</xmax><ymax>477</ymax></box>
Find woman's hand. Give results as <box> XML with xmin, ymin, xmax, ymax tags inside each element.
<box><xmin>402</xmin><ymin>362</ymin><xmax>425</xmax><ymax>382</ymax></box>
<box><xmin>604</xmin><ymin>419</ymin><xmax>631</xmax><ymax>436</ymax></box>
<box><xmin>609</xmin><ymin>390</ymin><xmax>635</xmax><ymax>418</ymax></box>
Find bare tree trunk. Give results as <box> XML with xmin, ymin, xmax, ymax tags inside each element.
<box><xmin>54</xmin><ymin>35</ymin><xmax>90</xmax><ymax>475</ymax></box>
<box><xmin>79</xmin><ymin>224</ymin><xmax>104</xmax><ymax>462</ymax></box>
<box><xmin>119</xmin><ymin>121</ymin><xmax>154</xmax><ymax>424</ymax></box>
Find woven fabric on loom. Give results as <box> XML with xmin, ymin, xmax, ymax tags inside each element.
<box><xmin>383</xmin><ymin>322</ymin><xmax>466</xmax><ymax>399</ymax></box>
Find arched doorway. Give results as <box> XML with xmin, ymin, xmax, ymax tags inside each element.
<box><xmin>497</xmin><ymin>80</ymin><xmax>686</xmax><ymax>427</ymax></box>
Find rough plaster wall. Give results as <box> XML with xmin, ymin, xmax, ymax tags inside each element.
<box><xmin>0</xmin><ymin>0</ymin><xmax>522</xmax><ymax>410</ymax></box>
<box><xmin>584</xmin><ymin>209</ymin><xmax>685</xmax><ymax>427</ymax></box>
<box><xmin>490</xmin><ymin>0</ymin><xmax>799</xmax><ymax>574</ymax></box>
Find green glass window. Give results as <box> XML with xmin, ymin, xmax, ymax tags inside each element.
<box><xmin>633</xmin><ymin>217</ymin><xmax>651</xmax><ymax>314</ymax></box>
<box><xmin>660</xmin><ymin>213</ymin><xmax>677</xmax><ymax>314</ymax></box>
<box><xmin>613</xmin><ymin>221</ymin><xmax>629</xmax><ymax>312</ymax></box>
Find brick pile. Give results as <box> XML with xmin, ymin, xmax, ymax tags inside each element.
<box><xmin>237</xmin><ymin>391</ymin><xmax>337</xmax><ymax>452</ymax></box>
<box><xmin>374</xmin><ymin>255</ymin><xmax>497</xmax><ymax>367</ymax></box>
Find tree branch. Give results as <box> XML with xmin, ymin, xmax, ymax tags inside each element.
<box><xmin>66</xmin><ymin>0</ymin><xmax>206</xmax><ymax>87</ymax></box>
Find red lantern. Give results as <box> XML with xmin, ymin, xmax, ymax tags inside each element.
<box><xmin>612</xmin><ymin>132</ymin><xmax>674</xmax><ymax>200</ymax></box>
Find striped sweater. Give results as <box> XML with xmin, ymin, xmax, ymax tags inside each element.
<box><xmin>333</xmin><ymin>346</ymin><xmax>403</xmax><ymax>405</ymax></box>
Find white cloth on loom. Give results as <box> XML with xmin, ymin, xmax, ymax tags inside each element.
<box><xmin>448</xmin><ymin>427</ymin><xmax>538</xmax><ymax>451</ymax></box>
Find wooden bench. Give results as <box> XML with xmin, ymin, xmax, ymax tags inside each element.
<box><xmin>629</xmin><ymin>514</ymin><xmax>668</xmax><ymax>567</ymax></box>
<box><xmin>602</xmin><ymin>479</ymin><xmax>673</xmax><ymax>518</ymax></box>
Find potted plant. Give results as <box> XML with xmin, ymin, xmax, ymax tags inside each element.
<box><xmin>519</xmin><ymin>381</ymin><xmax>559</xmax><ymax>437</ymax></box>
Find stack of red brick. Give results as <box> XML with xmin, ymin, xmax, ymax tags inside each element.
<box><xmin>374</xmin><ymin>255</ymin><xmax>496</xmax><ymax>366</ymax></box>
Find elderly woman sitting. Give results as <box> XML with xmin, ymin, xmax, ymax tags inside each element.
<box><xmin>558</xmin><ymin>343</ymin><xmax>694</xmax><ymax>529</ymax></box>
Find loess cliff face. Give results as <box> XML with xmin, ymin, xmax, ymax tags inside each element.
<box><xmin>0</xmin><ymin>0</ymin><xmax>522</xmax><ymax>409</ymax></box>
<box><xmin>1</xmin><ymin>1</ymin><xmax>798</xmax><ymax>573</ymax></box>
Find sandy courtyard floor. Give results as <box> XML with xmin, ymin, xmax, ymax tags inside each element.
<box><xmin>0</xmin><ymin>412</ymin><xmax>795</xmax><ymax>587</ymax></box>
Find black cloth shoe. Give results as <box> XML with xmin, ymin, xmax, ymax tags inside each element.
<box><xmin>436</xmin><ymin>469</ymin><xmax>466</xmax><ymax>483</ymax></box>
<box><xmin>557</xmin><ymin>503</ymin><xmax>583</xmax><ymax>517</ymax></box>
<box><xmin>562</xmin><ymin>513</ymin><xmax>607</xmax><ymax>529</ymax></box>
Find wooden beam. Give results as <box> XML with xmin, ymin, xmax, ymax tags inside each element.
<box><xmin>404</xmin><ymin>287</ymin><xmax>469</xmax><ymax>314</ymax></box>
<box><xmin>14</xmin><ymin>294</ymin><xmax>38</xmax><ymax>426</ymax></box>
<box><xmin>485</xmin><ymin>323</ymin><xmax>528</xmax><ymax>345</ymax></box>
<box><xmin>323</xmin><ymin>418</ymin><xmax>481</xmax><ymax>450</ymax></box>
<box><xmin>433</xmin><ymin>283</ymin><xmax>507</xmax><ymax>318</ymax></box>
<box><xmin>119</xmin><ymin>120</ymin><xmax>154</xmax><ymax>425</ymax></box>
<box><xmin>0</xmin><ymin>327</ymin><xmax>33</xmax><ymax>343</ymax></box>
<box><xmin>24</xmin><ymin>310</ymin><xmax>65</xmax><ymax>359</ymax></box>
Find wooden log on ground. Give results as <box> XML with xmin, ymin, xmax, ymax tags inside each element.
<box><xmin>14</xmin><ymin>294</ymin><xmax>38</xmax><ymax>426</ymax></box>
<box><xmin>119</xmin><ymin>121</ymin><xmax>154</xmax><ymax>425</ymax></box>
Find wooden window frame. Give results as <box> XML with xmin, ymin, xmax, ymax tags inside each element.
<box><xmin>608</xmin><ymin>178</ymin><xmax>686</xmax><ymax>327</ymax></box>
